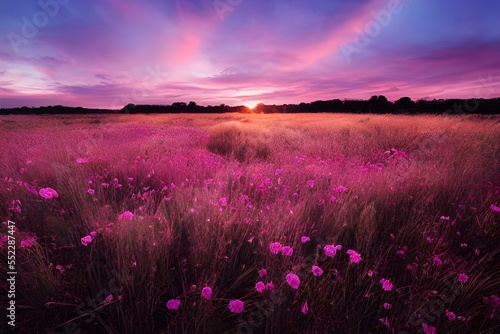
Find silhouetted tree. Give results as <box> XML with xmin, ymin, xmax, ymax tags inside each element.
<box><xmin>395</xmin><ymin>97</ymin><xmax>415</xmax><ymax>110</ymax></box>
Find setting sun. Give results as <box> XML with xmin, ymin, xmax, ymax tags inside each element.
<box><xmin>244</xmin><ymin>101</ymin><xmax>263</xmax><ymax>109</ymax></box>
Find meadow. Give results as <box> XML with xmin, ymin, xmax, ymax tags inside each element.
<box><xmin>0</xmin><ymin>113</ymin><xmax>499</xmax><ymax>334</ymax></box>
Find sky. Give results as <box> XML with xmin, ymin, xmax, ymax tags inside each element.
<box><xmin>1</xmin><ymin>0</ymin><xmax>499</xmax><ymax>109</ymax></box>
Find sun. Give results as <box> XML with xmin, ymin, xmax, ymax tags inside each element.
<box><xmin>244</xmin><ymin>101</ymin><xmax>262</xmax><ymax>110</ymax></box>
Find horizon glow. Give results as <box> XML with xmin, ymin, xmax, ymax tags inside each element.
<box><xmin>1</xmin><ymin>0</ymin><xmax>499</xmax><ymax>109</ymax></box>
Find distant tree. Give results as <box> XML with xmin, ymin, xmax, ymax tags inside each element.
<box><xmin>121</xmin><ymin>103</ymin><xmax>135</xmax><ymax>113</ymax></box>
<box><xmin>395</xmin><ymin>97</ymin><xmax>415</xmax><ymax>110</ymax></box>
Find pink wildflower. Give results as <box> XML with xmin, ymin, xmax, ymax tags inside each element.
<box><xmin>255</xmin><ymin>281</ymin><xmax>266</xmax><ymax>293</ymax></box>
<box><xmin>422</xmin><ymin>323</ymin><xmax>436</xmax><ymax>334</ymax></box>
<box><xmin>76</xmin><ymin>158</ymin><xmax>88</xmax><ymax>164</ymax></box>
<box><xmin>433</xmin><ymin>256</ymin><xmax>442</xmax><ymax>266</ymax></box>
<box><xmin>312</xmin><ymin>265</ymin><xmax>323</xmax><ymax>276</ymax></box>
<box><xmin>286</xmin><ymin>273</ymin><xmax>300</xmax><ymax>289</ymax></box>
<box><xmin>39</xmin><ymin>187</ymin><xmax>58</xmax><ymax>199</ymax></box>
<box><xmin>491</xmin><ymin>204</ymin><xmax>500</xmax><ymax>212</ymax></box>
<box><xmin>301</xmin><ymin>236</ymin><xmax>310</xmax><ymax>243</ymax></box>
<box><xmin>383</xmin><ymin>303</ymin><xmax>392</xmax><ymax>309</ymax></box>
<box><xmin>87</xmin><ymin>188</ymin><xmax>95</xmax><ymax>195</ymax></box>
<box><xmin>81</xmin><ymin>235</ymin><xmax>92</xmax><ymax>246</ymax></box>
<box><xmin>446</xmin><ymin>310</ymin><xmax>456</xmax><ymax>320</ymax></box>
<box><xmin>119</xmin><ymin>211</ymin><xmax>134</xmax><ymax>220</ymax></box>
<box><xmin>396</xmin><ymin>246</ymin><xmax>408</xmax><ymax>255</ymax></box>
<box><xmin>265</xmin><ymin>281</ymin><xmax>275</xmax><ymax>291</ymax></box>
<box><xmin>166</xmin><ymin>299</ymin><xmax>181</xmax><ymax>310</ymax></box>
<box><xmin>379</xmin><ymin>317</ymin><xmax>390</xmax><ymax>327</ymax></box>
<box><xmin>269</xmin><ymin>242</ymin><xmax>282</xmax><ymax>254</ymax></box>
<box><xmin>201</xmin><ymin>286</ymin><xmax>212</xmax><ymax>299</ymax></box>
<box><xmin>333</xmin><ymin>185</ymin><xmax>347</xmax><ymax>193</ymax></box>
<box><xmin>380</xmin><ymin>278</ymin><xmax>393</xmax><ymax>291</ymax></box>
<box><xmin>229</xmin><ymin>300</ymin><xmax>244</xmax><ymax>314</ymax></box>
<box><xmin>346</xmin><ymin>249</ymin><xmax>362</xmax><ymax>263</ymax></box>
<box><xmin>458</xmin><ymin>273</ymin><xmax>469</xmax><ymax>284</ymax></box>
<box><xmin>324</xmin><ymin>244</ymin><xmax>342</xmax><ymax>257</ymax></box>
<box><xmin>306</xmin><ymin>180</ymin><xmax>314</xmax><ymax>187</ymax></box>
<box><xmin>20</xmin><ymin>237</ymin><xmax>36</xmax><ymax>248</ymax></box>
<box><xmin>301</xmin><ymin>301</ymin><xmax>309</xmax><ymax>314</ymax></box>
<box><xmin>258</xmin><ymin>269</ymin><xmax>267</xmax><ymax>277</ymax></box>
<box><xmin>219</xmin><ymin>197</ymin><xmax>227</xmax><ymax>207</ymax></box>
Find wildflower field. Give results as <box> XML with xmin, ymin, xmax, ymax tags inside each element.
<box><xmin>1</xmin><ymin>113</ymin><xmax>499</xmax><ymax>333</ymax></box>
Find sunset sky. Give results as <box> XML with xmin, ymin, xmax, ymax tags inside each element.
<box><xmin>1</xmin><ymin>0</ymin><xmax>499</xmax><ymax>109</ymax></box>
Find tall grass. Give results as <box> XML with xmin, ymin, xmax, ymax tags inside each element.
<box><xmin>0</xmin><ymin>113</ymin><xmax>499</xmax><ymax>333</ymax></box>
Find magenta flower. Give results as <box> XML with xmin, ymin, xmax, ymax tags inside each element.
<box><xmin>312</xmin><ymin>265</ymin><xmax>323</xmax><ymax>276</ymax></box>
<box><xmin>266</xmin><ymin>281</ymin><xmax>275</xmax><ymax>291</ymax></box>
<box><xmin>306</xmin><ymin>180</ymin><xmax>314</xmax><ymax>187</ymax></box>
<box><xmin>433</xmin><ymin>255</ymin><xmax>443</xmax><ymax>266</ymax></box>
<box><xmin>204</xmin><ymin>178</ymin><xmax>213</xmax><ymax>185</ymax></box>
<box><xmin>286</xmin><ymin>273</ymin><xmax>300</xmax><ymax>289</ymax></box>
<box><xmin>229</xmin><ymin>300</ymin><xmax>244</xmax><ymax>314</ymax></box>
<box><xmin>255</xmin><ymin>281</ymin><xmax>266</xmax><ymax>293</ymax></box>
<box><xmin>380</xmin><ymin>278</ymin><xmax>393</xmax><ymax>291</ymax></box>
<box><xmin>346</xmin><ymin>249</ymin><xmax>362</xmax><ymax>263</ymax></box>
<box><xmin>87</xmin><ymin>188</ymin><xmax>95</xmax><ymax>195</ymax></box>
<box><xmin>201</xmin><ymin>286</ymin><xmax>213</xmax><ymax>299</ymax></box>
<box><xmin>81</xmin><ymin>235</ymin><xmax>92</xmax><ymax>246</ymax></box>
<box><xmin>330</xmin><ymin>196</ymin><xmax>337</xmax><ymax>202</ymax></box>
<box><xmin>20</xmin><ymin>237</ymin><xmax>36</xmax><ymax>248</ymax></box>
<box><xmin>281</xmin><ymin>246</ymin><xmax>293</xmax><ymax>257</ymax></box>
<box><xmin>333</xmin><ymin>185</ymin><xmax>347</xmax><ymax>193</ymax></box>
<box><xmin>421</xmin><ymin>323</ymin><xmax>436</xmax><ymax>334</ymax></box>
<box><xmin>491</xmin><ymin>204</ymin><xmax>500</xmax><ymax>212</ymax></box>
<box><xmin>119</xmin><ymin>211</ymin><xmax>134</xmax><ymax>220</ymax></box>
<box><xmin>440</xmin><ymin>216</ymin><xmax>450</xmax><ymax>221</ymax></box>
<box><xmin>39</xmin><ymin>187</ymin><xmax>58</xmax><ymax>199</ymax></box>
<box><xmin>219</xmin><ymin>197</ymin><xmax>227</xmax><ymax>207</ymax></box>
<box><xmin>301</xmin><ymin>236</ymin><xmax>311</xmax><ymax>243</ymax></box>
<box><xmin>458</xmin><ymin>273</ymin><xmax>469</xmax><ymax>284</ymax></box>
<box><xmin>396</xmin><ymin>246</ymin><xmax>408</xmax><ymax>255</ymax></box>
<box><xmin>379</xmin><ymin>317</ymin><xmax>390</xmax><ymax>328</ymax></box>
<box><xmin>76</xmin><ymin>158</ymin><xmax>88</xmax><ymax>164</ymax></box>
<box><xmin>446</xmin><ymin>310</ymin><xmax>456</xmax><ymax>320</ymax></box>
<box><xmin>275</xmin><ymin>168</ymin><xmax>283</xmax><ymax>175</ymax></box>
<box><xmin>166</xmin><ymin>299</ymin><xmax>181</xmax><ymax>310</ymax></box>
<box><xmin>301</xmin><ymin>301</ymin><xmax>309</xmax><ymax>314</ymax></box>
<box><xmin>269</xmin><ymin>242</ymin><xmax>282</xmax><ymax>254</ymax></box>
<box><xmin>383</xmin><ymin>303</ymin><xmax>392</xmax><ymax>310</ymax></box>
<box><xmin>324</xmin><ymin>244</ymin><xmax>342</xmax><ymax>257</ymax></box>
<box><xmin>258</xmin><ymin>268</ymin><xmax>267</xmax><ymax>277</ymax></box>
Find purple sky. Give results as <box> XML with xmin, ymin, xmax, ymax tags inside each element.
<box><xmin>1</xmin><ymin>0</ymin><xmax>499</xmax><ymax>109</ymax></box>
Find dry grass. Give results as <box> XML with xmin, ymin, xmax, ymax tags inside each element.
<box><xmin>0</xmin><ymin>113</ymin><xmax>499</xmax><ymax>333</ymax></box>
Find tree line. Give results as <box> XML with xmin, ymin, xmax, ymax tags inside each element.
<box><xmin>1</xmin><ymin>96</ymin><xmax>499</xmax><ymax>115</ymax></box>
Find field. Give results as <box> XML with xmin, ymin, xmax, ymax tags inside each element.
<box><xmin>1</xmin><ymin>113</ymin><xmax>499</xmax><ymax>334</ymax></box>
